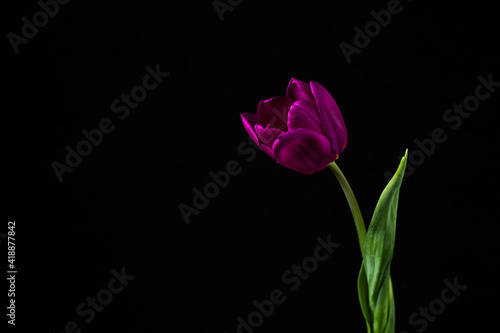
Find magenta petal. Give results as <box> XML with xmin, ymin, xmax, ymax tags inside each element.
<box><xmin>257</xmin><ymin>97</ymin><xmax>295</xmax><ymax>131</ymax></box>
<box><xmin>258</xmin><ymin>143</ymin><xmax>275</xmax><ymax>159</ymax></box>
<box><xmin>255</xmin><ymin>124</ymin><xmax>282</xmax><ymax>160</ymax></box>
<box><xmin>240</xmin><ymin>113</ymin><xmax>259</xmax><ymax>146</ymax></box>
<box><xmin>286</xmin><ymin>78</ymin><xmax>315</xmax><ymax>102</ymax></box>
<box><xmin>241</xmin><ymin>113</ymin><xmax>275</xmax><ymax>159</ymax></box>
<box><xmin>310</xmin><ymin>81</ymin><xmax>347</xmax><ymax>154</ymax></box>
<box><xmin>255</xmin><ymin>124</ymin><xmax>282</xmax><ymax>148</ymax></box>
<box><xmin>272</xmin><ymin>128</ymin><xmax>337</xmax><ymax>175</ymax></box>
<box><xmin>287</xmin><ymin>100</ymin><xmax>322</xmax><ymax>133</ymax></box>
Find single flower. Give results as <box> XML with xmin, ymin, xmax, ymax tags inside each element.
<box><xmin>240</xmin><ymin>78</ymin><xmax>347</xmax><ymax>174</ymax></box>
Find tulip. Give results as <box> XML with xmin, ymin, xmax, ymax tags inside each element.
<box><xmin>240</xmin><ymin>78</ymin><xmax>347</xmax><ymax>174</ymax></box>
<box><xmin>240</xmin><ymin>78</ymin><xmax>408</xmax><ymax>333</ymax></box>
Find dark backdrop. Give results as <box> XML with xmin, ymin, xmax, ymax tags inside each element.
<box><xmin>4</xmin><ymin>0</ymin><xmax>499</xmax><ymax>332</ymax></box>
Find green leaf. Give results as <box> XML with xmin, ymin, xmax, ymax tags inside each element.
<box><xmin>358</xmin><ymin>262</ymin><xmax>372</xmax><ymax>333</ymax></box>
<box><xmin>358</xmin><ymin>150</ymin><xmax>407</xmax><ymax>333</ymax></box>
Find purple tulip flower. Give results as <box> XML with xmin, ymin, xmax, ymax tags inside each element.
<box><xmin>240</xmin><ymin>78</ymin><xmax>347</xmax><ymax>174</ymax></box>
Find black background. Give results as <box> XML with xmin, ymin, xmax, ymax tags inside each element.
<box><xmin>4</xmin><ymin>0</ymin><xmax>500</xmax><ymax>332</ymax></box>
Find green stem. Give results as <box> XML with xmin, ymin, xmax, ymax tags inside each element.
<box><xmin>328</xmin><ymin>161</ymin><xmax>367</xmax><ymax>260</ymax></box>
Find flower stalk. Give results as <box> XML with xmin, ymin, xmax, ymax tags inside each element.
<box><xmin>328</xmin><ymin>161</ymin><xmax>366</xmax><ymax>260</ymax></box>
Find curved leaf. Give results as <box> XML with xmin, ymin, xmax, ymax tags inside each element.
<box><xmin>358</xmin><ymin>150</ymin><xmax>407</xmax><ymax>333</ymax></box>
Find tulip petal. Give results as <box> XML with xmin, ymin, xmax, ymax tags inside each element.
<box><xmin>288</xmin><ymin>100</ymin><xmax>322</xmax><ymax>133</ymax></box>
<box><xmin>240</xmin><ymin>113</ymin><xmax>259</xmax><ymax>146</ymax></box>
<box><xmin>310</xmin><ymin>81</ymin><xmax>347</xmax><ymax>154</ymax></box>
<box><xmin>273</xmin><ymin>128</ymin><xmax>337</xmax><ymax>175</ymax></box>
<box><xmin>255</xmin><ymin>124</ymin><xmax>282</xmax><ymax>148</ymax></box>
<box><xmin>241</xmin><ymin>113</ymin><xmax>276</xmax><ymax>159</ymax></box>
<box><xmin>254</xmin><ymin>124</ymin><xmax>282</xmax><ymax>159</ymax></box>
<box><xmin>257</xmin><ymin>97</ymin><xmax>295</xmax><ymax>131</ymax></box>
<box><xmin>286</xmin><ymin>78</ymin><xmax>315</xmax><ymax>102</ymax></box>
<box><xmin>257</xmin><ymin>143</ymin><xmax>275</xmax><ymax>159</ymax></box>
